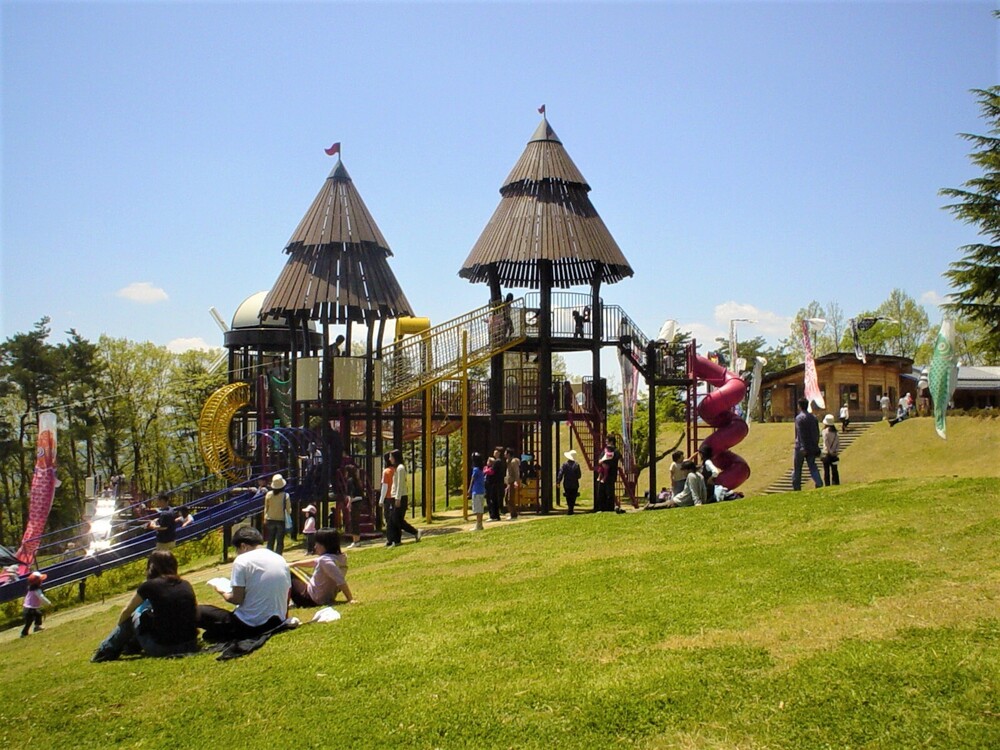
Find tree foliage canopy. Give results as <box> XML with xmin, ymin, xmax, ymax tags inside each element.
<box><xmin>940</xmin><ymin>86</ymin><xmax>1000</xmax><ymax>357</ymax></box>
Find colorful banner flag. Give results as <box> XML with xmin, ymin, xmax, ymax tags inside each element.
<box><xmin>324</xmin><ymin>142</ymin><xmax>341</xmax><ymax>156</ymax></box>
<box><xmin>747</xmin><ymin>356</ymin><xmax>767</xmax><ymax>423</ymax></box>
<box><xmin>15</xmin><ymin>412</ymin><xmax>58</xmax><ymax>574</ymax></box>
<box><xmin>928</xmin><ymin>317</ymin><xmax>958</xmax><ymax>439</ymax></box>
<box><xmin>801</xmin><ymin>319</ymin><xmax>825</xmax><ymax>410</ymax></box>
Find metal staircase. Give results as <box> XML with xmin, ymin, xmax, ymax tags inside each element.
<box><xmin>381</xmin><ymin>298</ymin><xmax>527</xmax><ymax>406</ymax></box>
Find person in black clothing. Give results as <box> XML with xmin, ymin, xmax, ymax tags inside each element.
<box><xmin>92</xmin><ymin>550</ymin><xmax>199</xmax><ymax>661</ymax></box>
<box><xmin>557</xmin><ymin>449</ymin><xmax>582</xmax><ymax>514</ymax></box>
<box><xmin>596</xmin><ymin>436</ymin><xmax>621</xmax><ymax>513</ymax></box>
<box><xmin>148</xmin><ymin>494</ymin><xmax>178</xmax><ymax>551</ymax></box>
<box><xmin>486</xmin><ymin>446</ymin><xmax>506</xmax><ymax>522</ymax></box>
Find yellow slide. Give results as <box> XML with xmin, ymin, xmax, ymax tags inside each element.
<box><xmin>198</xmin><ymin>382</ymin><xmax>251</xmax><ymax>482</ymax></box>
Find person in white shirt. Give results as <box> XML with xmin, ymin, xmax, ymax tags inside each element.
<box><xmin>197</xmin><ymin>526</ymin><xmax>290</xmax><ymax>642</ymax></box>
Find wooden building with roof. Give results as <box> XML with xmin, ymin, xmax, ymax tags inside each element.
<box><xmin>761</xmin><ymin>352</ymin><xmax>915</xmax><ymax>422</ymax></box>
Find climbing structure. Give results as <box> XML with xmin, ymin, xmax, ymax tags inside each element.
<box><xmin>459</xmin><ymin>113</ymin><xmax>634</xmax><ymax>512</ymax></box>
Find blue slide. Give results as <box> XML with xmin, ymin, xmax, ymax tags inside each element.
<box><xmin>0</xmin><ymin>475</ymin><xmax>295</xmax><ymax>605</ymax></box>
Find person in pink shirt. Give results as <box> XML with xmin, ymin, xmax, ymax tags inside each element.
<box><xmin>289</xmin><ymin>529</ymin><xmax>354</xmax><ymax>607</ymax></box>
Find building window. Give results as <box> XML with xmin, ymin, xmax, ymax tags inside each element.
<box><xmin>840</xmin><ymin>384</ymin><xmax>859</xmax><ymax>408</ymax></box>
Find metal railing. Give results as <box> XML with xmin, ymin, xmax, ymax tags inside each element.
<box><xmin>381</xmin><ymin>298</ymin><xmax>527</xmax><ymax>406</ymax></box>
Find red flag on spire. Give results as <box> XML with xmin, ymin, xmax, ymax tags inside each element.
<box><xmin>324</xmin><ymin>142</ymin><xmax>341</xmax><ymax>156</ymax></box>
<box><xmin>538</xmin><ymin>104</ymin><xmax>546</xmax><ymax>115</ymax></box>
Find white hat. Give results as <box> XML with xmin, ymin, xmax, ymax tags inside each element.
<box><xmin>564</xmin><ymin>449</ymin><xmax>578</xmax><ymax>462</ymax></box>
<box><xmin>302</xmin><ymin>504</ymin><xmax>316</xmax><ymax>514</ymax></box>
<box><xmin>270</xmin><ymin>474</ymin><xmax>286</xmax><ymax>490</ymax></box>
<box><xmin>823</xmin><ymin>414</ymin><xmax>835</xmax><ymax>426</ymax></box>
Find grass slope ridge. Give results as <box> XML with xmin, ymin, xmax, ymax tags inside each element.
<box><xmin>1</xmin><ymin>477</ymin><xmax>998</xmax><ymax>750</ymax></box>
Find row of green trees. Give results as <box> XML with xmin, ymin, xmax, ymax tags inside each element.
<box><xmin>0</xmin><ymin>319</ymin><xmax>225</xmax><ymax>547</ymax></box>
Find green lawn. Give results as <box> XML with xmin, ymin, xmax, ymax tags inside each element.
<box><xmin>1</xmin><ymin>474</ymin><xmax>997</xmax><ymax>749</ymax></box>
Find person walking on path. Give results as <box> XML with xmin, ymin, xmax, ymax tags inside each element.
<box><xmin>822</xmin><ymin>414</ymin><xmax>841</xmax><ymax>486</ymax></box>
<box><xmin>264</xmin><ymin>474</ymin><xmax>291</xmax><ymax>555</ymax></box>
<box><xmin>20</xmin><ymin>572</ymin><xmax>50</xmax><ymax>637</ymax></box>
<box><xmin>792</xmin><ymin>398</ymin><xmax>824</xmax><ymax>491</ymax></box>
<box><xmin>379</xmin><ymin>452</ymin><xmax>396</xmax><ymax>547</ymax></box>
<box><xmin>388</xmin><ymin>449</ymin><xmax>420</xmax><ymax>545</ymax></box>
<box><xmin>839</xmin><ymin>403</ymin><xmax>850</xmax><ymax>433</ymax></box>
<box><xmin>557</xmin><ymin>449</ymin><xmax>582</xmax><ymax>515</ymax></box>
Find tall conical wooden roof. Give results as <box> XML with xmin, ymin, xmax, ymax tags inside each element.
<box><xmin>261</xmin><ymin>159</ymin><xmax>413</xmax><ymax>325</ymax></box>
<box><xmin>459</xmin><ymin>117</ymin><xmax>633</xmax><ymax>289</ymax></box>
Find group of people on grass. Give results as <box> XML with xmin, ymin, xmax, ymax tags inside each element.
<box><xmin>643</xmin><ymin>445</ymin><xmax>745</xmax><ymax>510</ymax></box>
<box><xmin>90</xmin><ymin>473</ymin><xmax>355</xmax><ymax>663</ymax></box>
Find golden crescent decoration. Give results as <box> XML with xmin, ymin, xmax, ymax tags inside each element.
<box><xmin>198</xmin><ymin>382</ymin><xmax>251</xmax><ymax>483</ymax></box>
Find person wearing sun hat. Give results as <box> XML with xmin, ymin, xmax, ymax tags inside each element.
<box><xmin>557</xmin><ymin>449</ymin><xmax>583</xmax><ymax>515</ymax></box>
<box><xmin>264</xmin><ymin>474</ymin><xmax>291</xmax><ymax>555</ymax></box>
<box><xmin>821</xmin><ymin>414</ymin><xmax>841</xmax><ymax>486</ymax></box>
<box><xmin>301</xmin><ymin>503</ymin><xmax>318</xmax><ymax>554</ymax></box>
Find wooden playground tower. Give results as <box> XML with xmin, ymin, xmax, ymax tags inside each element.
<box><xmin>201</xmin><ymin>115</ymin><xmax>704</xmax><ymax>526</ymax></box>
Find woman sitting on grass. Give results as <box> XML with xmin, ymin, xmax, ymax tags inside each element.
<box><xmin>289</xmin><ymin>528</ymin><xmax>354</xmax><ymax>607</ymax></box>
<box><xmin>92</xmin><ymin>550</ymin><xmax>199</xmax><ymax>662</ymax></box>
<box><xmin>643</xmin><ymin>461</ymin><xmax>706</xmax><ymax>509</ymax></box>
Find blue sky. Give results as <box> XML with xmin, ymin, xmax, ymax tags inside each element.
<box><xmin>2</xmin><ymin>1</ymin><xmax>996</xmax><ymax>371</ymax></box>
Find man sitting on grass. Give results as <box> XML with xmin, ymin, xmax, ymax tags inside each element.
<box><xmin>198</xmin><ymin>526</ymin><xmax>291</xmax><ymax>642</ymax></box>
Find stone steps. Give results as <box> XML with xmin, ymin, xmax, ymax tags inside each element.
<box><xmin>761</xmin><ymin>420</ymin><xmax>877</xmax><ymax>495</ymax></box>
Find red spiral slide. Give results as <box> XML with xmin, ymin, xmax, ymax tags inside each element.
<box><xmin>694</xmin><ymin>355</ymin><xmax>750</xmax><ymax>490</ymax></box>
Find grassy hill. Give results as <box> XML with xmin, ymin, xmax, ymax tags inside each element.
<box><xmin>1</xmin><ymin>470</ymin><xmax>997</xmax><ymax>749</ymax></box>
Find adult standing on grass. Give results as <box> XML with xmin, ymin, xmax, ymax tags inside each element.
<box><xmin>504</xmin><ymin>448</ymin><xmax>522</xmax><ymax>519</ymax></box>
<box><xmin>379</xmin><ymin>452</ymin><xmax>396</xmax><ymax>547</ymax></box>
<box><xmin>792</xmin><ymin>398</ymin><xmax>823</xmax><ymax>491</ymax></box>
<box><xmin>92</xmin><ymin>550</ymin><xmax>199</xmax><ymax>661</ymax></box>
<box><xmin>487</xmin><ymin>446</ymin><xmax>506</xmax><ymax>522</ymax></box>
<box><xmin>148</xmin><ymin>494</ymin><xmax>178</xmax><ymax>551</ymax></box>
<box><xmin>595</xmin><ymin>436</ymin><xmax>621</xmax><ymax>512</ymax></box>
<box><xmin>264</xmin><ymin>474</ymin><xmax>291</xmax><ymax>555</ymax></box>
<box><xmin>197</xmin><ymin>526</ymin><xmax>290</xmax><ymax>642</ymax></box>
<box><xmin>468</xmin><ymin>452</ymin><xmax>487</xmax><ymax>530</ymax></box>
<box><xmin>289</xmin><ymin>528</ymin><xmax>354</xmax><ymax>606</ymax></box>
<box><xmin>821</xmin><ymin>415</ymin><xmax>841</xmax><ymax>486</ymax></box>
<box><xmin>556</xmin><ymin>449</ymin><xmax>582</xmax><ymax>515</ymax></box>
<box><xmin>389</xmin><ymin>449</ymin><xmax>420</xmax><ymax>545</ymax></box>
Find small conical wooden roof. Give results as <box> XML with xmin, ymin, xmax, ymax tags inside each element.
<box><xmin>459</xmin><ymin>117</ymin><xmax>633</xmax><ymax>289</ymax></box>
<box><xmin>261</xmin><ymin>159</ymin><xmax>413</xmax><ymax>325</ymax></box>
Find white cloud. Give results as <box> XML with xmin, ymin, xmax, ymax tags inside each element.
<box><xmin>166</xmin><ymin>337</ymin><xmax>216</xmax><ymax>353</ymax></box>
<box><xmin>712</xmin><ymin>301</ymin><xmax>793</xmax><ymax>338</ymax></box>
<box><xmin>117</xmin><ymin>281</ymin><xmax>168</xmax><ymax>304</ymax></box>
<box><xmin>920</xmin><ymin>290</ymin><xmax>948</xmax><ymax>308</ymax></box>
<box><xmin>680</xmin><ymin>321</ymin><xmax>725</xmax><ymax>347</ymax></box>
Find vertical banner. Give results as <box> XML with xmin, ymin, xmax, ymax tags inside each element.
<box><xmin>747</xmin><ymin>356</ymin><xmax>767</xmax><ymax>424</ymax></box>
<box><xmin>928</xmin><ymin>317</ymin><xmax>958</xmax><ymax>440</ymax></box>
<box><xmin>15</xmin><ymin>412</ymin><xmax>58</xmax><ymax>574</ymax></box>
<box><xmin>801</xmin><ymin>319</ymin><xmax>826</xmax><ymax>410</ymax></box>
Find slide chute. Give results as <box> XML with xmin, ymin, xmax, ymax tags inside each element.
<box><xmin>694</xmin><ymin>356</ymin><xmax>750</xmax><ymax>490</ymax></box>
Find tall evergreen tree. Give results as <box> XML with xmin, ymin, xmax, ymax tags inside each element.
<box><xmin>940</xmin><ymin>86</ymin><xmax>1000</xmax><ymax>356</ymax></box>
